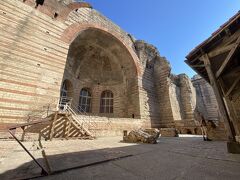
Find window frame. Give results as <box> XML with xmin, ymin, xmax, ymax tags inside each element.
<box><xmin>79</xmin><ymin>88</ymin><xmax>92</xmax><ymax>113</ymax></box>
<box><xmin>100</xmin><ymin>90</ymin><xmax>113</xmax><ymax>114</ymax></box>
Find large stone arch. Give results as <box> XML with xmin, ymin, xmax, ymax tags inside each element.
<box><xmin>60</xmin><ymin>23</ymin><xmax>142</xmax><ymax>76</ymax></box>
<box><xmin>61</xmin><ymin>27</ymin><xmax>141</xmax><ymax>118</ymax></box>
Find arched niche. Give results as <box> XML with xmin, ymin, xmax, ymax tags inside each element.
<box><xmin>61</xmin><ymin>28</ymin><xmax>140</xmax><ymax>118</ymax></box>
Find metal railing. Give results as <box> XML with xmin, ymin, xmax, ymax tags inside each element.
<box><xmin>58</xmin><ymin>96</ymin><xmax>97</xmax><ymax>136</ymax></box>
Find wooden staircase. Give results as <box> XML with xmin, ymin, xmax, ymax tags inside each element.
<box><xmin>20</xmin><ymin>97</ymin><xmax>97</xmax><ymax>141</ymax></box>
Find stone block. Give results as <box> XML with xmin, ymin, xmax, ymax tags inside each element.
<box><xmin>123</xmin><ymin>129</ymin><xmax>160</xmax><ymax>144</ymax></box>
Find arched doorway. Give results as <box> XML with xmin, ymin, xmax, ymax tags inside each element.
<box><xmin>62</xmin><ymin>28</ymin><xmax>140</xmax><ymax>118</ymax></box>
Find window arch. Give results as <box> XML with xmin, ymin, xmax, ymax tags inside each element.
<box><xmin>60</xmin><ymin>79</ymin><xmax>73</xmax><ymax>98</ymax></box>
<box><xmin>100</xmin><ymin>90</ymin><xmax>113</xmax><ymax>113</ymax></box>
<box><xmin>79</xmin><ymin>88</ymin><xmax>91</xmax><ymax>113</ymax></box>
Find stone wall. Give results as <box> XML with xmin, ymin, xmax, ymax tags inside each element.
<box><xmin>0</xmin><ymin>0</ymin><xmax>225</xmax><ymax>138</ymax></box>
<box><xmin>192</xmin><ymin>75</ymin><xmax>220</xmax><ymax>122</ymax></box>
<box><xmin>134</xmin><ymin>41</ymin><xmax>161</xmax><ymax>127</ymax></box>
<box><xmin>0</xmin><ymin>0</ymin><xmax>142</xmax><ymax>127</ymax></box>
<box><xmin>192</xmin><ymin>75</ymin><xmax>227</xmax><ymax>140</ymax></box>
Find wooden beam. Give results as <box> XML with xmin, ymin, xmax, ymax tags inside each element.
<box><xmin>201</xmin><ymin>54</ymin><xmax>236</xmax><ymax>141</ymax></box>
<box><xmin>190</xmin><ymin>64</ymin><xmax>205</xmax><ymax>68</ymax></box>
<box><xmin>208</xmin><ymin>43</ymin><xmax>235</xmax><ymax>58</ymax></box>
<box><xmin>226</xmin><ymin>76</ymin><xmax>240</xmax><ymax>97</ymax></box>
<box><xmin>216</xmin><ymin>36</ymin><xmax>240</xmax><ymax>79</ymax></box>
<box><xmin>218</xmin><ymin>78</ymin><xmax>227</xmax><ymax>97</ymax></box>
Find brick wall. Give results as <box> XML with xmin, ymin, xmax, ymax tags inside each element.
<box><xmin>0</xmin><ymin>0</ymin><xmax>224</xmax><ymax>137</ymax></box>
<box><xmin>0</xmin><ymin>0</ymin><xmax>142</xmax><ymax>125</ymax></box>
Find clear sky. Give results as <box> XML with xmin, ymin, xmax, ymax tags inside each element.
<box><xmin>85</xmin><ymin>0</ymin><xmax>239</xmax><ymax>77</ymax></box>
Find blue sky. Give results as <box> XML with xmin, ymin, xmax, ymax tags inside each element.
<box><xmin>85</xmin><ymin>0</ymin><xmax>239</xmax><ymax>77</ymax></box>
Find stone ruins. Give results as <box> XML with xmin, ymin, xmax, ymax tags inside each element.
<box><xmin>0</xmin><ymin>0</ymin><xmax>227</xmax><ymax>140</ymax></box>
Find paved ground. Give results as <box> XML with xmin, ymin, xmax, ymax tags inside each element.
<box><xmin>1</xmin><ymin>135</ymin><xmax>240</xmax><ymax>180</ymax></box>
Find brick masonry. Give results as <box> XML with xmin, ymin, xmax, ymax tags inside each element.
<box><xmin>0</xmin><ymin>0</ymin><xmax>225</xmax><ymax>137</ymax></box>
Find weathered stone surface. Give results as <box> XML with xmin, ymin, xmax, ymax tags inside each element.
<box><xmin>123</xmin><ymin>129</ymin><xmax>160</xmax><ymax>144</ymax></box>
<box><xmin>192</xmin><ymin>75</ymin><xmax>227</xmax><ymax>140</ymax></box>
<box><xmin>0</xmin><ymin>0</ymin><xmax>224</xmax><ymax>139</ymax></box>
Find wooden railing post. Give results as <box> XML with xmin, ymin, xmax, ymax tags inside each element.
<box><xmin>49</xmin><ymin>111</ymin><xmax>58</xmax><ymax>141</ymax></box>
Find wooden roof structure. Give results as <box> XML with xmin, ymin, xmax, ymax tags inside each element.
<box><xmin>185</xmin><ymin>11</ymin><xmax>240</xmax><ymax>147</ymax></box>
<box><xmin>185</xmin><ymin>11</ymin><xmax>240</xmax><ymax>83</ymax></box>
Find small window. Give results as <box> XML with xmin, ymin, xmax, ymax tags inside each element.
<box><xmin>79</xmin><ymin>88</ymin><xmax>91</xmax><ymax>113</ymax></box>
<box><xmin>100</xmin><ymin>90</ymin><xmax>113</xmax><ymax>113</ymax></box>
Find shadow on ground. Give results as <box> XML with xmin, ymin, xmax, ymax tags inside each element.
<box><xmin>1</xmin><ymin>136</ymin><xmax>240</xmax><ymax>180</ymax></box>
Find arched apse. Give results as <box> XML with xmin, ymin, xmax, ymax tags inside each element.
<box><xmin>61</xmin><ymin>28</ymin><xmax>140</xmax><ymax>118</ymax></box>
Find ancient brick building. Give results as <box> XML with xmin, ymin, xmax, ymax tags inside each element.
<box><xmin>0</xmin><ymin>0</ymin><xmax>222</xmax><ymax>137</ymax></box>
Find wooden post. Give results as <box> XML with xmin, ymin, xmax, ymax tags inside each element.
<box><xmin>21</xmin><ymin>126</ymin><xmax>26</xmax><ymax>142</ymax></box>
<box><xmin>224</xmin><ymin>96</ymin><xmax>240</xmax><ymax>136</ymax></box>
<box><xmin>201</xmin><ymin>54</ymin><xmax>236</xmax><ymax>142</ymax></box>
<box><xmin>38</xmin><ymin>134</ymin><xmax>51</xmax><ymax>174</ymax></box>
<box><xmin>218</xmin><ymin>78</ymin><xmax>240</xmax><ymax>137</ymax></box>
<box><xmin>49</xmin><ymin>111</ymin><xmax>58</xmax><ymax>141</ymax></box>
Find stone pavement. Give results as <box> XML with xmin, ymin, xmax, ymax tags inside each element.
<box><xmin>0</xmin><ymin>135</ymin><xmax>240</xmax><ymax>180</ymax></box>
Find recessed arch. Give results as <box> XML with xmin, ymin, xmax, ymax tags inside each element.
<box><xmin>61</xmin><ymin>26</ymin><xmax>141</xmax><ymax>118</ymax></box>
<box><xmin>60</xmin><ymin>23</ymin><xmax>142</xmax><ymax>76</ymax></box>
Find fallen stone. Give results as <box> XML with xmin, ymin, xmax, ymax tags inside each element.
<box><xmin>123</xmin><ymin>129</ymin><xmax>160</xmax><ymax>144</ymax></box>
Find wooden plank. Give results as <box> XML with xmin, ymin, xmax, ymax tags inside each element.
<box><xmin>201</xmin><ymin>54</ymin><xmax>236</xmax><ymax>141</ymax></box>
<box><xmin>190</xmin><ymin>64</ymin><xmax>205</xmax><ymax>68</ymax></box>
<box><xmin>216</xmin><ymin>36</ymin><xmax>240</xmax><ymax>79</ymax></box>
<box><xmin>66</xmin><ymin>116</ymin><xmax>72</xmax><ymax>139</ymax></box>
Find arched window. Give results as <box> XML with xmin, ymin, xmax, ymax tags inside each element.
<box><xmin>60</xmin><ymin>80</ymin><xmax>73</xmax><ymax>108</ymax></box>
<box><xmin>61</xmin><ymin>80</ymin><xmax>71</xmax><ymax>98</ymax></box>
<box><xmin>79</xmin><ymin>88</ymin><xmax>91</xmax><ymax>113</ymax></box>
<box><xmin>100</xmin><ymin>90</ymin><xmax>113</xmax><ymax>113</ymax></box>
<box><xmin>61</xmin><ymin>81</ymin><xmax>68</xmax><ymax>98</ymax></box>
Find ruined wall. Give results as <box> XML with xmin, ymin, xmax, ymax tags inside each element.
<box><xmin>169</xmin><ymin>76</ymin><xmax>183</xmax><ymax>121</ymax></box>
<box><xmin>133</xmin><ymin>40</ymin><xmax>199</xmax><ymax>129</ymax></box>
<box><xmin>192</xmin><ymin>75</ymin><xmax>227</xmax><ymax>140</ymax></box>
<box><xmin>0</xmin><ymin>0</ymin><xmax>223</xmax><ymax>137</ymax></box>
<box><xmin>134</xmin><ymin>41</ymin><xmax>161</xmax><ymax>127</ymax></box>
<box><xmin>0</xmin><ymin>0</ymin><xmax>142</xmax><ymax>130</ymax></box>
<box><xmin>168</xmin><ymin>74</ymin><xmax>198</xmax><ymax>133</ymax></box>
<box><xmin>153</xmin><ymin>56</ymin><xmax>175</xmax><ymax>127</ymax></box>
<box><xmin>179</xmin><ymin>74</ymin><xmax>196</xmax><ymax>121</ymax></box>
<box><xmin>192</xmin><ymin>75</ymin><xmax>220</xmax><ymax>122</ymax></box>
